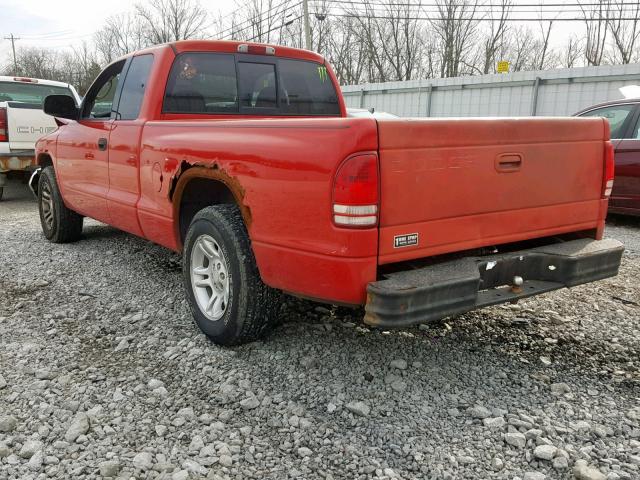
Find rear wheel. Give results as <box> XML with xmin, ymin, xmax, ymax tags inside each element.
<box><xmin>38</xmin><ymin>166</ymin><xmax>83</xmax><ymax>243</ymax></box>
<box><xmin>183</xmin><ymin>204</ymin><xmax>279</xmax><ymax>345</ymax></box>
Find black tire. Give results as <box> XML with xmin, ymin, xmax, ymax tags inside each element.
<box><xmin>38</xmin><ymin>166</ymin><xmax>83</xmax><ymax>243</ymax></box>
<box><xmin>182</xmin><ymin>204</ymin><xmax>279</xmax><ymax>345</ymax></box>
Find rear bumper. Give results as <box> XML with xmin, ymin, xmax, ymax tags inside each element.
<box><xmin>0</xmin><ymin>149</ymin><xmax>36</xmax><ymax>173</ymax></box>
<box><xmin>364</xmin><ymin>238</ymin><xmax>624</xmax><ymax>328</ymax></box>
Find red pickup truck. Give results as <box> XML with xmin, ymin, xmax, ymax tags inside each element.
<box><xmin>33</xmin><ymin>40</ymin><xmax>623</xmax><ymax>345</ymax></box>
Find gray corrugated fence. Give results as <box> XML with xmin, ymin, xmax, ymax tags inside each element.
<box><xmin>340</xmin><ymin>63</ymin><xmax>640</xmax><ymax>117</ymax></box>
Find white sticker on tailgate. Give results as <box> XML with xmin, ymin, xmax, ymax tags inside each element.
<box><xmin>394</xmin><ymin>233</ymin><xmax>419</xmax><ymax>248</ymax></box>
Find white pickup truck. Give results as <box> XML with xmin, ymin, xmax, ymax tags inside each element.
<box><xmin>0</xmin><ymin>76</ymin><xmax>80</xmax><ymax>200</ymax></box>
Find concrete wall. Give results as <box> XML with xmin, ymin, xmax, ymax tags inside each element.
<box><xmin>340</xmin><ymin>63</ymin><xmax>640</xmax><ymax>117</ymax></box>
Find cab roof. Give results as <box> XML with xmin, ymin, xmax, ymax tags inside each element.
<box><xmin>134</xmin><ymin>40</ymin><xmax>326</xmax><ymax>64</ymax></box>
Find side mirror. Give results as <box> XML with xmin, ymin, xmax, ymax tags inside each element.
<box><xmin>43</xmin><ymin>95</ymin><xmax>78</xmax><ymax>120</ymax></box>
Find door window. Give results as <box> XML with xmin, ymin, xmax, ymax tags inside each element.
<box><xmin>116</xmin><ymin>55</ymin><xmax>154</xmax><ymax>120</ymax></box>
<box><xmin>580</xmin><ymin>104</ymin><xmax>635</xmax><ymax>139</ymax></box>
<box><xmin>82</xmin><ymin>61</ymin><xmax>125</xmax><ymax>119</ymax></box>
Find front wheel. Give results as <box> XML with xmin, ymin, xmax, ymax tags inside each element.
<box><xmin>182</xmin><ymin>204</ymin><xmax>279</xmax><ymax>345</ymax></box>
<box><xmin>38</xmin><ymin>166</ymin><xmax>83</xmax><ymax>243</ymax></box>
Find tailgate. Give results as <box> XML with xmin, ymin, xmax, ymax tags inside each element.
<box><xmin>377</xmin><ymin>117</ymin><xmax>608</xmax><ymax>264</ymax></box>
<box><xmin>6</xmin><ymin>102</ymin><xmax>57</xmax><ymax>150</ymax></box>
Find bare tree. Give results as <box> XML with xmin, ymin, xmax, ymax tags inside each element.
<box><xmin>480</xmin><ymin>0</ymin><xmax>511</xmax><ymax>74</ymax></box>
<box><xmin>607</xmin><ymin>0</ymin><xmax>640</xmax><ymax>64</ymax></box>
<box><xmin>63</xmin><ymin>42</ymin><xmax>102</xmax><ymax>93</ymax></box>
<box><xmin>324</xmin><ymin>17</ymin><xmax>367</xmax><ymax>84</ymax></box>
<box><xmin>501</xmin><ymin>26</ymin><xmax>531</xmax><ymax>72</ymax></box>
<box><xmin>235</xmin><ymin>0</ymin><xmax>282</xmax><ymax>43</ymax></box>
<box><xmin>94</xmin><ymin>13</ymin><xmax>148</xmax><ymax>64</ymax></box>
<box><xmin>2</xmin><ymin>44</ymin><xmax>100</xmax><ymax>94</ymax></box>
<box><xmin>562</xmin><ymin>35</ymin><xmax>583</xmax><ymax>68</ymax></box>
<box><xmin>8</xmin><ymin>47</ymin><xmax>61</xmax><ymax>80</ymax></box>
<box><xmin>430</xmin><ymin>0</ymin><xmax>481</xmax><ymax>78</ymax></box>
<box><xmin>346</xmin><ymin>0</ymin><xmax>424</xmax><ymax>82</ymax></box>
<box><xmin>136</xmin><ymin>0</ymin><xmax>209</xmax><ymax>44</ymax></box>
<box><xmin>532</xmin><ymin>20</ymin><xmax>554</xmax><ymax>70</ymax></box>
<box><xmin>581</xmin><ymin>0</ymin><xmax>609</xmax><ymax>66</ymax></box>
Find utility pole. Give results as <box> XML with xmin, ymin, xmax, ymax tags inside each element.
<box><xmin>302</xmin><ymin>0</ymin><xmax>311</xmax><ymax>51</ymax></box>
<box><xmin>4</xmin><ymin>33</ymin><xmax>20</xmax><ymax>75</ymax></box>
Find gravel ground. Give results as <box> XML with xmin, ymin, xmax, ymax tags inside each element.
<box><xmin>1</xmin><ymin>178</ymin><xmax>639</xmax><ymax>480</ymax></box>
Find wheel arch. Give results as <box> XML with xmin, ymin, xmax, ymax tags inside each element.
<box><xmin>36</xmin><ymin>153</ymin><xmax>54</xmax><ymax>169</ymax></box>
<box><xmin>28</xmin><ymin>153</ymin><xmax>55</xmax><ymax>197</ymax></box>
<box><xmin>172</xmin><ymin>166</ymin><xmax>252</xmax><ymax>249</ymax></box>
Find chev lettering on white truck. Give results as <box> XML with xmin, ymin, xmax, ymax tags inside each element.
<box><xmin>0</xmin><ymin>76</ymin><xmax>80</xmax><ymax>200</ymax></box>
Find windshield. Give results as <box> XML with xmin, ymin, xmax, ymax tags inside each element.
<box><xmin>0</xmin><ymin>81</ymin><xmax>74</xmax><ymax>106</ymax></box>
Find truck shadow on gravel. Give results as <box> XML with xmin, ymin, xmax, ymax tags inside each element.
<box><xmin>22</xmin><ymin>218</ymin><xmax>636</xmax><ymax>404</ymax></box>
<box><xmin>606</xmin><ymin>214</ymin><xmax>640</xmax><ymax>228</ymax></box>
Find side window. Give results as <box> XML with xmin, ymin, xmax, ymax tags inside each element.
<box><xmin>117</xmin><ymin>55</ymin><xmax>154</xmax><ymax>120</ymax></box>
<box><xmin>164</xmin><ymin>53</ymin><xmax>237</xmax><ymax>114</ymax></box>
<box><xmin>83</xmin><ymin>61</ymin><xmax>125</xmax><ymax>119</ymax></box>
<box><xmin>580</xmin><ymin>105</ymin><xmax>635</xmax><ymax>139</ymax></box>
<box><xmin>633</xmin><ymin>112</ymin><xmax>640</xmax><ymax>139</ymax></box>
<box><xmin>237</xmin><ymin>62</ymin><xmax>277</xmax><ymax>109</ymax></box>
<box><xmin>279</xmin><ymin>59</ymin><xmax>340</xmax><ymax>115</ymax></box>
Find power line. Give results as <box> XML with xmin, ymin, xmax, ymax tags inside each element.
<box><xmin>213</xmin><ymin>0</ymin><xmax>298</xmax><ymax>39</ymax></box>
<box><xmin>247</xmin><ymin>15</ymin><xmax>304</xmax><ymax>41</ymax></box>
<box><xmin>329</xmin><ymin>11</ymin><xmax>640</xmax><ymax>21</ymax></box>
<box><xmin>320</xmin><ymin>0</ymin><xmax>640</xmax><ymax>7</ymax></box>
<box><xmin>19</xmin><ymin>29</ymin><xmax>76</xmax><ymax>40</ymax></box>
<box><xmin>211</xmin><ymin>0</ymin><xmax>640</xmax><ymax>44</ymax></box>
<box><xmin>218</xmin><ymin>2</ymin><xmax>303</xmax><ymax>40</ymax></box>
<box><xmin>322</xmin><ymin>0</ymin><xmax>640</xmax><ymax>13</ymax></box>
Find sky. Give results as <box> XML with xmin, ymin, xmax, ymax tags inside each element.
<box><xmin>0</xmin><ymin>0</ymin><xmax>588</xmax><ymax>68</ymax></box>
<box><xmin>0</xmin><ymin>0</ymin><xmax>135</xmax><ymax>57</ymax></box>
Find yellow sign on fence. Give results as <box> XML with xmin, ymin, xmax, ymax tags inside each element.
<box><xmin>497</xmin><ymin>61</ymin><xmax>510</xmax><ymax>73</ymax></box>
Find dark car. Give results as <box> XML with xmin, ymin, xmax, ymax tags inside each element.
<box><xmin>576</xmin><ymin>98</ymin><xmax>640</xmax><ymax>216</ymax></box>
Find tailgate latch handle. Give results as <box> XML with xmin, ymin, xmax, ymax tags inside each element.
<box><xmin>495</xmin><ymin>153</ymin><xmax>522</xmax><ymax>172</ymax></box>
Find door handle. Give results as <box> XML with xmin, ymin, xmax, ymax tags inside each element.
<box><xmin>495</xmin><ymin>153</ymin><xmax>522</xmax><ymax>172</ymax></box>
<box><xmin>126</xmin><ymin>155</ymin><xmax>137</xmax><ymax>166</ymax></box>
<box><xmin>84</xmin><ymin>152</ymin><xmax>94</xmax><ymax>160</ymax></box>
<box><xmin>98</xmin><ymin>137</ymin><xmax>108</xmax><ymax>151</ymax></box>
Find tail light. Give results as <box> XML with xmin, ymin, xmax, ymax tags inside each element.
<box><xmin>332</xmin><ymin>153</ymin><xmax>379</xmax><ymax>227</ymax></box>
<box><xmin>603</xmin><ymin>141</ymin><xmax>615</xmax><ymax>198</ymax></box>
<box><xmin>0</xmin><ymin>107</ymin><xmax>7</xmax><ymax>142</ymax></box>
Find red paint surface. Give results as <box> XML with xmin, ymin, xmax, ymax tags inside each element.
<box><xmin>36</xmin><ymin>41</ymin><xmax>612</xmax><ymax>305</ymax></box>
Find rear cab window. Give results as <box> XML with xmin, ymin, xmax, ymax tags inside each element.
<box><xmin>163</xmin><ymin>52</ymin><xmax>340</xmax><ymax>116</ymax></box>
<box><xmin>0</xmin><ymin>81</ymin><xmax>74</xmax><ymax>106</ymax></box>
